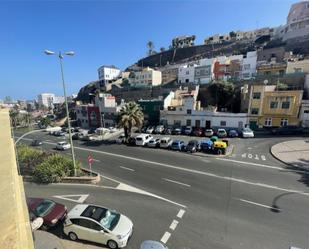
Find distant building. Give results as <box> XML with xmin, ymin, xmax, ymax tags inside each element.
<box><xmin>178</xmin><ymin>65</ymin><xmax>196</xmax><ymax>84</ymax></box>
<box><xmin>241</xmin><ymin>51</ymin><xmax>257</xmax><ymax>80</ymax></box>
<box><xmin>53</xmin><ymin>96</ymin><xmax>65</xmax><ymax>104</ymax></box>
<box><xmin>194</xmin><ymin>58</ymin><xmax>215</xmax><ymax>84</ymax></box>
<box><xmin>172</xmin><ymin>35</ymin><xmax>196</xmax><ymax>48</ymax></box>
<box><xmin>286</xmin><ymin>59</ymin><xmax>309</xmax><ymax>74</ymax></box>
<box><xmin>98</xmin><ymin>65</ymin><xmax>121</xmax><ymax>86</ymax></box>
<box><xmin>300</xmin><ymin>100</ymin><xmax>309</xmax><ymax>128</ymax></box>
<box><xmin>138</xmin><ymin>99</ymin><xmax>163</xmax><ymax>125</ymax></box>
<box><xmin>129</xmin><ymin>67</ymin><xmax>162</xmax><ymax>87</ymax></box>
<box><xmin>160</xmin><ymin>65</ymin><xmax>179</xmax><ymax>84</ymax></box>
<box><xmin>37</xmin><ymin>93</ymin><xmax>55</xmax><ymax>108</ymax></box>
<box><xmin>75</xmin><ymin>104</ymin><xmax>101</xmax><ymax>129</ymax></box>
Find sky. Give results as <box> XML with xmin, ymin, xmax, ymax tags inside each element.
<box><xmin>0</xmin><ymin>0</ymin><xmax>297</xmax><ymax>100</ymax></box>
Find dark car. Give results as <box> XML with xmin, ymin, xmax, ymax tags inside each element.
<box><xmin>271</xmin><ymin>125</ymin><xmax>303</xmax><ymax>135</ymax></box>
<box><xmin>87</xmin><ymin>128</ymin><xmax>96</xmax><ymax>134</ymax></box>
<box><xmin>172</xmin><ymin>127</ymin><xmax>182</xmax><ymax>135</ymax></box>
<box><xmin>164</xmin><ymin>126</ymin><xmax>173</xmax><ymax>135</ymax></box>
<box><xmin>27</xmin><ymin>197</ymin><xmax>67</xmax><ymax>229</ymax></box>
<box><xmin>170</xmin><ymin>140</ymin><xmax>185</xmax><ymax>151</ymax></box>
<box><xmin>228</xmin><ymin>129</ymin><xmax>239</xmax><ymax>137</ymax></box>
<box><xmin>200</xmin><ymin>139</ymin><xmax>213</xmax><ymax>152</ymax></box>
<box><xmin>72</xmin><ymin>133</ymin><xmax>79</xmax><ymax>140</ymax></box>
<box><xmin>127</xmin><ymin>136</ymin><xmax>136</xmax><ymax>146</ymax></box>
<box><xmin>193</xmin><ymin>127</ymin><xmax>203</xmax><ymax>137</ymax></box>
<box><xmin>31</xmin><ymin>139</ymin><xmax>43</xmax><ymax>146</ymax></box>
<box><xmin>185</xmin><ymin>140</ymin><xmax>200</xmax><ymax>153</ymax></box>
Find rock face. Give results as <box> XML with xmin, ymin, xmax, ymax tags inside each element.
<box><xmin>76</xmin><ymin>82</ymin><xmax>99</xmax><ymax>103</ymax></box>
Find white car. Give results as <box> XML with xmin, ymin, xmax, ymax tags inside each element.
<box><xmin>154</xmin><ymin>125</ymin><xmax>165</xmax><ymax>134</ymax></box>
<box><xmin>108</xmin><ymin>127</ymin><xmax>118</xmax><ymax>133</ymax></box>
<box><xmin>56</xmin><ymin>141</ymin><xmax>71</xmax><ymax>150</ymax></box>
<box><xmin>116</xmin><ymin>134</ymin><xmax>126</xmax><ymax>144</ymax></box>
<box><xmin>147</xmin><ymin>138</ymin><xmax>160</xmax><ymax>148</ymax></box>
<box><xmin>184</xmin><ymin>126</ymin><xmax>192</xmax><ymax>135</ymax></box>
<box><xmin>159</xmin><ymin>137</ymin><xmax>173</xmax><ymax>149</ymax></box>
<box><xmin>135</xmin><ymin>134</ymin><xmax>153</xmax><ymax>146</ymax></box>
<box><xmin>146</xmin><ymin>126</ymin><xmax>155</xmax><ymax>134</ymax></box>
<box><xmin>63</xmin><ymin>204</ymin><xmax>133</xmax><ymax>249</ymax></box>
<box><xmin>241</xmin><ymin>128</ymin><xmax>254</xmax><ymax>138</ymax></box>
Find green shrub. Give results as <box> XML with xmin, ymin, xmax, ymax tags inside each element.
<box><xmin>33</xmin><ymin>154</ymin><xmax>81</xmax><ymax>183</ymax></box>
<box><xmin>17</xmin><ymin>144</ymin><xmax>45</xmax><ymax>170</ymax></box>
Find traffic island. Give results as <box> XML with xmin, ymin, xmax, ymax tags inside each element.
<box><xmin>61</xmin><ymin>167</ymin><xmax>101</xmax><ymax>184</ymax></box>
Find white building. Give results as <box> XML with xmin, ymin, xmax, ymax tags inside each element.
<box><xmin>241</xmin><ymin>51</ymin><xmax>257</xmax><ymax>80</ymax></box>
<box><xmin>98</xmin><ymin>65</ymin><xmax>121</xmax><ymax>86</ymax></box>
<box><xmin>37</xmin><ymin>93</ymin><xmax>55</xmax><ymax>108</ymax></box>
<box><xmin>194</xmin><ymin>58</ymin><xmax>215</xmax><ymax>84</ymax></box>
<box><xmin>178</xmin><ymin>65</ymin><xmax>196</xmax><ymax>84</ymax></box>
<box><xmin>300</xmin><ymin>100</ymin><xmax>309</xmax><ymax>128</ymax></box>
<box><xmin>129</xmin><ymin>67</ymin><xmax>162</xmax><ymax>87</ymax></box>
<box><xmin>53</xmin><ymin>96</ymin><xmax>65</xmax><ymax>104</ymax></box>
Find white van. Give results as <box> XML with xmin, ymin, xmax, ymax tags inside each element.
<box><xmin>159</xmin><ymin>137</ymin><xmax>173</xmax><ymax>149</ymax></box>
<box><xmin>135</xmin><ymin>134</ymin><xmax>153</xmax><ymax>146</ymax></box>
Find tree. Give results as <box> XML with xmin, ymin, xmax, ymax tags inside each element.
<box><xmin>9</xmin><ymin>109</ymin><xmax>19</xmax><ymax>128</ymax></box>
<box><xmin>160</xmin><ymin>47</ymin><xmax>165</xmax><ymax>52</ymax></box>
<box><xmin>39</xmin><ymin>117</ymin><xmax>51</xmax><ymax>128</ymax></box>
<box><xmin>147</xmin><ymin>41</ymin><xmax>154</xmax><ymax>56</ymax></box>
<box><xmin>118</xmin><ymin>102</ymin><xmax>144</xmax><ymax>142</ymax></box>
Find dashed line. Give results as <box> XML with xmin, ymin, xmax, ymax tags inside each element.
<box><xmin>169</xmin><ymin>220</ymin><xmax>179</xmax><ymax>231</ymax></box>
<box><xmin>177</xmin><ymin>209</ymin><xmax>186</xmax><ymax>218</ymax></box>
<box><xmin>160</xmin><ymin>231</ymin><xmax>171</xmax><ymax>244</ymax></box>
<box><xmin>92</xmin><ymin>159</ymin><xmax>100</xmax><ymax>162</ymax></box>
<box><xmin>163</xmin><ymin>178</ymin><xmax>191</xmax><ymax>187</ymax></box>
<box><xmin>217</xmin><ymin>158</ymin><xmax>282</xmax><ymax>170</ymax></box>
<box><xmin>120</xmin><ymin>166</ymin><xmax>135</xmax><ymax>172</ymax></box>
<box><xmin>236</xmin><ymin>198</ymin><xmax>281</xmax><ymax>212</ymax></box>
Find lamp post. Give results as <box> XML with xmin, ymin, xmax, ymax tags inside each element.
<box><xmin>44</xmin><ymin>50</ymin><xmax>77</xmax><ymax>176</ymax></box>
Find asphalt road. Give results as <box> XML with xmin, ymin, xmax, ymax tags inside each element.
<box><xmin>16</xmin><ymin>130</ymin><xmax>309</xmax><ymax>249</ymax></box>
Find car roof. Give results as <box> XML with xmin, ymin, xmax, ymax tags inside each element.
<box><xmin>160</xmin><ymin>137</ymin><xmax>170</xmax><ymax>140</ymax></box>
<box><xmin>140</xmin><ymin>240</ymin><xmax>167</xmax><ymax>249</ymax></box>
<box><xmin>58</xmin><ymin>141</ymin><xmax>67</xmax><ymax>144</ymax></box>
<box><xmin>67</xmin><ymin>204</ymin><xmax>90</xmax><ymax>218</ymax></box>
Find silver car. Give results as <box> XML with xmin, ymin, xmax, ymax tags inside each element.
<box><xmin>140</xmin><ymin>240</ymin><xmax>168</xmax><ymax>249</ymax></box>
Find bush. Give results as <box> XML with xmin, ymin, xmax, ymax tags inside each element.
<box><xmin>33</xmin><ymin>154</ymin><xmax>81</xmax><ymax>183</ymax></box>
<box><xmin>17</xmin><ymin>145</ymin><xmax>45</xmax><ymax>170</ymax></box>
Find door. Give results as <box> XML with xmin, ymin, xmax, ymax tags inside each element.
<box><xmin>205</xmin><ymin>120</ymin><xmax>211</xmax><ymax>129</ymax></box>
<box><xmin>238</xmin><ymin>121</ymin><xmax>243</xmax><ymax>129</ymax></box>
<box><xmin>195</xmin><ymin>120</ymin><xmax>201</xmax><ymax>128</ymax></box>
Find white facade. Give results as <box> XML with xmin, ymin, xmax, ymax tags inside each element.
<box><xmin>300</xmin><ymin>100</ymin><xmax>309</xmax><ymax>128</ymax></box>
<box><xmin>98</xmin><ymin>65</ymin><xmax>121</xmax><ymax>85</ymax></box>
<box><xmin>241</xmin><ymin>51</ymin><xmax>257</xmax><ymax>79</ymax></box>
<box><xmin>194</xmin><ymin>58</ymin><xmax>215</xmax><ymax>84</ymax></box>
<box><xmin>53</xmin><ymin>96</ymin><xmax>65</xmax><ymax>104</ymax></box>
<box><xmin>37</xmin><ymin>93</ymin><xmax>55</xmax><ymax>108</ymax></box>
<box><xmin>130</xmin><ymin>67</ymin><xmax>162</xmax><ymax>87</ymax></box>
<box><xmin>178</xmin><ymin>65</ymin><xmax>196</xmax><ymax>84</ymax></box>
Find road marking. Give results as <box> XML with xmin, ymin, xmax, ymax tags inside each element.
<box><xmin>93</xmin><ymin>159</ymin><xmax>100</xmax><ymax>162</ymax></box>
<box><xmin>261</xmin><ymin>155</ymin><xmax>266</xmax><ymax>161</ymax></box>
<box><xmin>248</xmin><ymin>147</ymin><xmax>252</xmax><ymax>150</ymax></box>
<box><xmin>248</xmin><ymin>153</ymin><xmax>252</xmax><ymax>159</ymax></box>
<box><xmin>120</xmin><ymin>166</ymin><xmax>135</xmax><ymax>172</ymax></box>
<box><xmin>169</xmin><ymin>220</ymin><xmax>179</xmax><ymax>231</ymax></box>
<box><xmin>53</xmin><ymin>194</ymin><xmax>89</xmax><ymax>203</ymax></box>
<box><xmin>217</xmin><ymin>158</ymin><xmax>282</xmax><ymax>170</ymax></box>
<box><xmin>46</xmin><ymin>140</ymin><xmax>52</xmax><ymax>142</ymax></box>
<box><xmin>241</xmin><ymin>153</ymin><xmax>246</xmax><ymax>158</ymax></box>
<box><xmin>177</xmin><ymin>209</ymin><xmax>186</xmax><ymax>218</ymax></box>
<box><xmin>236</xmin><ymin>198</ymin><xmax>281</xmax><ymax>212</ymax></box>
<box><xmin>160</xmin><ymin>231</ymin><xmax>171</xmax><ymax>244</ymax></box>
<box><xmin>163</xmin><ymin>178</ymin><xmax>191</xmax><ymax>187</ymax></box>
<box><xmin>255</xmin><ymin>154</ymin><xmax>259</xmax><ymax>160</ymax></box>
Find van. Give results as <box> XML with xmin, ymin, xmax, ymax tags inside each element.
<box><xmin>135</xmin><ymin>134</ymin><xmax>153</xmax><ymax>146</ymax></box>
<box><xmin>159</xmin><ymin>137</ymin><xmax>173</xmax><ymax>149</ymax></box>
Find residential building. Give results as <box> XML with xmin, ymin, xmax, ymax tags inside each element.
<box><xmin>256</xmin><ymin>62</ymin><xmax>287</xmax><ymax>76</ymax></box>
<box><xmin>257</xmin><ymin>47</ymin><xmax>287</xmax><ymax>63</ymax></box>
<box><xmin>286</xmin><ymin>59</ymin><xmax>309</xmax><ymax>74</ymax></box>
<box><xmin>300</xmin><ymin>100</ymin><xmax>309</xmax><ymax>127</ymax></box>
<box><xmin>160</xmin><ymin>66</ymin><xmax>179</xmax><ymax>84</ymax></box>
<box><xmin>172</xmin><ymin>35</ymin><xmax>196</xmax><ymax>48</ymax></box>
<box><xmin>241</xmin><ymin>51</ymin><xmax>257</xmax><ymax>79</ymax></box>
<box><xmin>53</xmin><ymin>96</ymin><xmax>65</xmax><ymax>104</ymax></box>
<box><xmin>213</xmin><ymin>56</ymin><xmax>243</xmax><ymax>81</ymax></box>
<box><xmin>37</xmin><ymin>93</ymin><xmax>55</xmax><ymax>108</ymax></box>
<box><xmin>138</xmin><ymin>99</ymin><xmax>164</xmax><ymax>125</ymax></box>
<box><xmin>194</xmin><ymin>58</ymin><xmax>215</xmax><ymax>84</ymax></box>
<box><xmin>98</xmin><ymin>65</ymin><xmax>121</xmax><ymax>86</ymax></box>
<box><xmin>178</xmin><ymin>65</ymin><xmax>196</xmax><ymax>84</ymax></box>
<box><xmin>204</xmin><ymin>34</ymin><xmax>231</xmax><ymax>45</ymax></box>
<box><xmin>247</xmin><ymin>84</ymin><xmax>303</xmax><ymax>129</ymax></box>
<box><xmin>75</xmin><ymin>104</ymin><xmax>101</xmax><ymax>129</ymax></box>
<box><xmin>129</xmin><ymin>67</ymin><xmax>162</xmax><ymax>87</ymax></box>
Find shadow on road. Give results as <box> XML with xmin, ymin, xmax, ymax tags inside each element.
<box><xmin>283</xmin><ymin>159</ymin><xmax>309</xmax><ymax>187</ymax></box>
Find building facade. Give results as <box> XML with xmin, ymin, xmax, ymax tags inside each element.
<box><xmin>194</xmin><ymin>58</ymin><xmax>215</xmax><ymax>84</ymax></box>
<box><xmin>75</xmin><ymin>104</ymin><xmax>101</xmax><ymax>129</ymax></box>
<box><xmin>129</xmin><ymin>67</ymin><xmax>162</xmax><ymax>87</ymax></box>
<box><xmin>178</xmin><ymin>65</ymin><xmax>196</xmax><ymax>84</ymax></box>
<box><xmin>37</xmin><ymin>93</ymin><xmax>55</xmax><ymax>108</ymax></box>
<box><xmin>300</xmin><ymin>100</ymin><xmax>309</xmax><ymax>128</ymax></box>
<box><xmin>241</xmin><ymin>51</ymin><xmax>257</xmax><ymax>79</ymax></box>
<box><xmin>160</xmin><ymin>66</ymin><xmax>179</xmax><ymax>84</ymax></box>
<box><xmin>98</xmin><ymin>65</ymin><xmax>121</xmax><ymax>86</ymax></box>
<box><xmin>286</xmin><ymin>59</ymin><xmax>309</xmax><ymax>74</ymax></box>
<box><xmin>138</xmin><ymin>99</ymin><xmax>164</xmax><ymax>125</ymax></box>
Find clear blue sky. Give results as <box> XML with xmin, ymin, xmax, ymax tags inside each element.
<box><xmin>0</xmin><ymin>0</ymin><xmax>296</xmax><ymax>100</ymax></box>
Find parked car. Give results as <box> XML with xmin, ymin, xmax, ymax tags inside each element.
<box><xmin>154</xmin><ymin>125</ymin><xmax>165</xmax><ymax>134</ymax></box>
<box><xmin>193</xmin><ymin>127</ymin><xmax>203</xmax><ymax>137</ymax></box>
<box><xmin>31</xmin><ymin>139</ymin><xmax>43</xmax><ymax>146</ymax></box>
<box><xmin>172</xmin><ymin>127</ymin><xmax>182</xmax><ymax>135</ymax></box>
<box><xmin>135</xmin><ymin>134</ymin><xmax>153</xmax><ymax>146</ymax></box>
<box><xmin>73</xmin><ymin>127</ymin><xmax>81</xmax><ymax>132</ymax></box>
<box><xmin>200</xmin><ymin>139</ymin><xmax>213</xmax><ymax>152</ymax></box>
<box><xmin>88</xmin><ymin>128</ymin><xmax>96</xmax><ymax>134</ymax></box>
<box><xmin>241</xmin><ymin>128</ymin><xmax>254</xmax><ymax>138</ymax></box>
<box><xmin>271</xmin><ymin>125</ymin><xmax>303</xmax><ymax>135</ymax></box>
<box><xmin>210</xmin><ymin>135</ymin><xmax>219</xmax><ymax>142</ymax></box>
<box><xmin>204</xmin><ymin>129</ymin><xmax>214</xmax><ymax>137</ymax></box>
<box><xmin>116</xmin><ymin>134</ymin><xmax>126</xmax><ymax>144</ymax></box>
<box><xmin>146</xmin><ymin>126</ymin><xmax>155</xmax><ymax>134</ymax></box>
<box><xmin>72</xmin><ymin>133</ymin><xmax>79</xmax><ymax>140</ymax></box>
<box><xmin>184</xmin><ymin>126</ymin><xmax>192</xmax><ymax>135</ymax></box>
<box><xmin>147</xmin><ymin>138</ymin><xmax>160</xmax><ymax>148</ymax></box>
<box><xmin>185</xmin><ymin>140</ymin><xmax>200</xmax><ymax>153</ymax></box>
<box><xmin>108</xmin><ymin>127</ymin><xmax>118</xmax><ymax>133</ymax></box>
<box><xmin>228</xmin><ymin>129</ymin><xmax>239</xmax><ymax>138</ymax></box>
<box><xmin>159</xmin><ymin>137</ymin><xmax>173</xmax><ymax>149</ymax></box>
<box><xmin>63</xmin><ymin>204</ymin><xmax>133</xmax><ymax>249</ymax></box>
<box><xmin>27</xmin><ymin>197</ymin><xmax>67</xmax><ymax>229</ymax></box>
<box><xmin>216</xmin><ymin>128</ymin><xmax>227</xmax><ymax>138</ymax></box>
<box><xmin>56</xmin><ymin>141</ymin><xmax>71</xmax><ymax>150</ymax></box>
<box><xmin>170</xmin><ymin>140</ymin><xmax>185</xmax><ymax>151</ymax></box>
<box><xmin>140</xmin><ymin>240</ymin><xmax>169</xmax><ymax>249</ymax></box>
<box><xmin>127</xmin><ymin>136</ymin><xmax>136</xmax><ymax>146</ymax></box>
<box><xmin>54</xmin><ymin>131</ymin><xmax>66</xmax><ymax>137</ymax></box>
<box><xmin>213</xmin><ymin>140</ymin><xmax>227</xmax><ymax>155</ymax></box>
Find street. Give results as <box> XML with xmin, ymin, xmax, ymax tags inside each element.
<box><xmin>16</xmin><ymin>130</ymin><xmax>309</xmax><ymax>249</ymax></box>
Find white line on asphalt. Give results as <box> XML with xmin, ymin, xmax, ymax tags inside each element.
<box><xmin>163</xmin><ymin>178</ymin><xmax>191</xmax><ymax>187</ymax></box>
<box><xmin>66</xmin><ymin>153</ymin><xmax>71</xmax><ymax>155</ymax></box>
<box><xmin>46</xmin><ymin>140</ymin><xmax>52</xmax><ymax>142</ymax></box>
<box><xmin>236</xmin><ymin>198</ymin><xmax>280</xmax><ymax>211</ymax></box>
<box><xmin>93</xmin><ymin>159</ymin><xmax>100</xmax><ymax>162</ymax></box>
<box><xmin>169</xmin><ymin>220</ymin><xmax>179</xmax><ymax>231</ymax></box>
<box><xmin>120</xmin><ymin>166</ymin><xmax>135</xmax><ymax>172</ymax></box>
<box><xmin>177</xmin><ymin>209</ymin><xmax>186</xmax><ymax>218</ymax></box>
<box><xmin>217</xmin><ymin>158</ymin><xmax>282</xmax><ymax>170</ymax></box>
<box><xmin>160</xmin><ymin>231</ymin><xmax>171</xmax><ymax>244</ymax></box>
<box><xmin>53</xmin><ymin>194</ymin><xmax>89</xmax><ymax>203</ymax></box>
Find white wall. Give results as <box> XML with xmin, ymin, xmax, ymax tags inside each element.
<box><xmin>130</xmin><ymin>67</ymin><xmax>162</xmax><ymax>86</ymax></box>
<box><xmin>178</xmin><ymin>65</ymin><xmax>195</xmax><ymax>84</ymax></box>
<box><xmin>38</xmin><ymin>93</ymin><xmax>55</xmax><ymax>108</ymax></box>
<box><xmin>300</xmin><ymin>100</ymin><xmax>309</xmax><ymax>128</ymax></box>
<box><xmin>241</xmin><ymin>51</ymin><xmax>257</xmax><ymax>79</ymax></box>
<box><xmin>98</xmin><ymin>66</ymin><xmax>121</xmax><ymax>82</ymax></box>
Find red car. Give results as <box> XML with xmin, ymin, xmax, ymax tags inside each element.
<box><xmin>27</xmin><ymin>197</ymin><xmax>67</xmax><ymax>229</ymax></box>
<box><xmin>193</xmin><ymin>127</ymin><xmax>203</xmax><ymax>137</ymax></box>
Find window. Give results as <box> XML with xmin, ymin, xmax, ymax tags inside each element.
<box><xmin>243</xmin><ymin>64</ymin><xmax>250</xmax><ymax>70</ymax></box>
<box><xmin>174</xmin><ymin>120</ymin><xmax>181</xmax><ymax>126</ymax></box>
<box><xmin>195</xmin><ymin>120</ymin><xmax>201</xmax><ymax>127</ymax></box>
<box><xmin>186</xmin><ymin>71</ymin><xmax>189</xmax><ymax>75</ymax></box>
<box><xmin>187</xmin><ymin>109</ymin><xmax>192</xmax><ymax>114</ymax></box>
<box><xmin>253</xmin><ymin>92</ymin><xmax>261</xmax><ymax>99</ymax></box>
<box><xmin>185</xmin><ymin>79</ymin><xmax>189</xmax><ymax>83</ymax></box>
<box><xmin>220</xmin><ymin>121</ymin><xmax>226</xmax><ymax>126</ymax></box>
<box><xmin>186</xmin><ymin>119</ymin><xmax>191</xmax><ymax>126</ymax></box>
<box><xmin>251</xmin><ymin>108</ymin><xmax>259</xmax><ymax>115</ymax></box>
<box><xmin>280</xmin><ymin>118</ymin><xmax>288</xmax><ymax>126</ymax></box>
<box><xmin>264</xmin><ymin>118</ymin><xmax>272</xmax><ymax>126</ymax></box>
<box><xmin>282</xmin><ymin>101</ymin><xmax>290</xmax><ymax>109</ymax></box>
<box><xmin>304</xmin><ymin>110</ymin><xmax>309</xmax><ymax>114</ymax></box>
<box><xmin>270</xmin><ymin>101</ymin><xmax>278</xmax><ymax>109</ymax></box>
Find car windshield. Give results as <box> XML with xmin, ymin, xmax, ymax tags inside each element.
<box><xmin>34</xmin><ymin>199</ymin><xmax>55</xmax><ymax>216</ymax></box>
<box><xmin>136</xmin><ymin>137</ymin><xmax>142</xmax><ymax>141</ymax></box>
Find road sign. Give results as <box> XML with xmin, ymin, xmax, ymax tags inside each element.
<box><xmin>88</xmin><ymin>155</ymin><xmax>93</xmax><ymax>165</ymax></box>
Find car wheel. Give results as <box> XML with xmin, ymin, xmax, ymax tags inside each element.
<box><xmin>68</xmin><ymin>232</ymin><xmax>78</xmax><ymax>241</ymax></box>
<box><xmin>107</xmin><ymin>240</ymin><xmax>118</xmax><ymax>249</ymax></box>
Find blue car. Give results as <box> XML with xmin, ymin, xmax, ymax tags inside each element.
<box><xmin>171</xmin><ymin>140</ymin><xmax>185</xmax><ymax>151</ymax></box>
<box><xmin>200</xmin><ymin>139</ymin><xmax>213</xmax><ymax>152</ymax></box>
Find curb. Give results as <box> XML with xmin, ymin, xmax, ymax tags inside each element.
<box><xmin>194</xmin><ymin>145</ymin><xmax>234</xmax><ymax>158</ymax></box>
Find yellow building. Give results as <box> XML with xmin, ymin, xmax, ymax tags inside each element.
<box><xmin>248</xmin><ymin>84</ymin><xmax>303</xmax><ymax>129</ymax></box>
<box><xmin>286</xmin><ymin>59</ymin><xmax>309</xmax><ymax>74</ymax></box>
<box><xmin>256</xmin><ymin>62</ymin><xmax>287</xmax><ymax>76</ymax></box>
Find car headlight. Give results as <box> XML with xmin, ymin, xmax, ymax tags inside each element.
<box><xmin>51</xmin><ymin>218</ymin><xmax>58</xmax><ymax>224</ymax></box>
<box><xmin>117</xmin><ymin>234</ymin><xmax>125</xmax><ymax>240</ymax></box>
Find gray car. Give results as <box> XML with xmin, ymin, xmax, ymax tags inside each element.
<box><xmin>140</xmin><ymin>240</ymin><xmax>168</xmax><ymax>249</ymax></box>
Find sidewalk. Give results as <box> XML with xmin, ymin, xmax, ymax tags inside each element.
<box><xmin>271</xmin><ymin>140</ymin><xmax>309</xmax><ymax>167</ymax></box>
<box><xmin>33</xmin><ymin>230</ymin><xmax>64</xmax><ymax>249</ymax></box>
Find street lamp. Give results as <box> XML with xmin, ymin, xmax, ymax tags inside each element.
<box><xmin>44</xmin><ymin>49</ymin><xmax>77</xmax><ymax>176</ymax></box>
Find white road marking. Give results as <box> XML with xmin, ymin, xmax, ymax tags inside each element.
<box><xmin>217</xmin><ymin>158</ymin><xmax>282</xmax><ymax>170</ymax></box>
<box><xmin>255</xmin><ymin>154</ymin><xmax>259</xmax><ymax>160</ymax></box>
<box><xmin>92</xmin><ymin>159</ymin><xmax>100</xmax><ymax>162</ymax></box>
<box><xmin>163</xmin><ymin>178</ymin><xmax>191</xmax><ymax>187</ymax></box>
<box><xmin>177</xmin><ymin>209</ymin><xmax>186</xmax><ymax>218</ymax></box>
<box><xmin>248</xmin><ymin>153</ymin><xmax>253</xmax><ymax>159</ymax></box>
<box><xmin>241</xmin><ymin>153</ymin><xmax>246</xmax><ymax>158</ymax></box>
<box><xmin>236</xmin><ymin>198</ymin><xmax>280</xmax><ymax>211</ymax></box>
<box><xmin>261</xmin><ymin>155</ymin><xmax>266</xmax><ymax>161</ymax></box>
<box><xmin>160</xmin><ymin>231</ymin><xmax>171</xmax><ymax>244</ymax></box>
<box><xmin>248</xmin><ymin>147</ymin><xmax>252</xmax><ymax>150</ymax></box>
<box><xmin>120</xmin><ymin>166</ymin><xmax>135</xmax><ymax>172</ymax></box>
<box><xmin>53</xmin><ymin>194</ymin><xmax>89</xmax><ymax>203</ymax></box>
<box><xmin>169</xmin><ymin>220</ymin><xmax>179</xmax><ymax>231</ymax></box>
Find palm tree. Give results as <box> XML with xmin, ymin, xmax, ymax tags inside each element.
<box><xmin>118</xmin><ymin>102</ymin><xmax>144</xmax><ymax>142</ymax></box>
<box><xmin>147</xmin><ymin>41</ymin><xmax>154</xmax><ymax>56</ymax></box>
